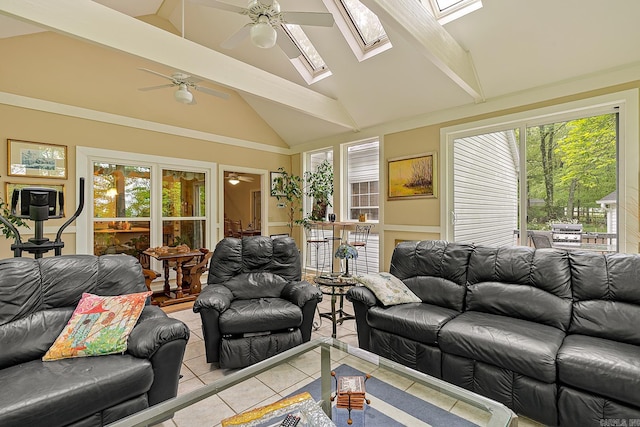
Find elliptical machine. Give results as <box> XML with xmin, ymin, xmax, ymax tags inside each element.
<box><xmin>0</xmin><ymin>178</ymin><xmax>85</xmax><ymax>258</ymax></box>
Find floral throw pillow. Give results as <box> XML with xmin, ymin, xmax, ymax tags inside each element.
<box><xmin>355</xmin><ymin>272</ymin><xmax>421</xmax><ymax>306</ymax></box>
<box><xmin>43</xmin><ymin>291</ymin><xmax>151</xmax><ymax>361</ymax></box>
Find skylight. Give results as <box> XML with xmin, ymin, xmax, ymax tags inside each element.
<box><xmin>282</xmin><ymin>24</ymin><xmax>331</xmax><ymax>85</ymax></box>
<box><xmin>425</xmin><ymin>0</ymin><xmax>483</xmax><ymax>24</ymax></box>
<box><xmin>339</xmin><ymin>0</ymin><xmax>387</xmax><ymax>48</ymax></box>
<box><xmin>322</xmin><ymin>0</ymin><xmax>391</xmax><ymax>61</ymax></box>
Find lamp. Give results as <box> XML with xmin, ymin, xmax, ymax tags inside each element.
<box><xmin>174</xmin><ymin>83</ymin><xmax>193</xmax><ymax>104</ymax></box>
<box><xmin>251</xmin><ymin>15</ymin><xmax>277</xmax><ymax>48</ymax></box>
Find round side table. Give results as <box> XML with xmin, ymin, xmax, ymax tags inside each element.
<box><xmin>315</xmin><ymin>275</ymin><xmax>358</xmax><ymax>338</ymax></box>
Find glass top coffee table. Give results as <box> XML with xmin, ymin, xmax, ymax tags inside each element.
<box><xmin>108</xmin><ymin>338</ymin><xmax>516</xmax><ymax>427</ymax></box>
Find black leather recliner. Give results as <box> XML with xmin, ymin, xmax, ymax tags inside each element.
<box><xmin>194</xmin><ymin>236</ymin><xmax>322</xmax><ymax>369</ymax></box>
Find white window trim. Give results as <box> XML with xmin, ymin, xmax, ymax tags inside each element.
<box><xmin>426</xmin><ymin>0</ymin><xmax>483</xmax><ymax>25</ymax></box>
<box><xmin>75</xmin><ymin>146</ymin><xmax>217</xmax><ymax>255</ymax></box>
<box><xmin>440</xmin><ymin>89</ymin><xmax>640</xmax><ymax>253</ymax></box>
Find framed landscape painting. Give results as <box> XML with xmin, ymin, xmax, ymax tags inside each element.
<box><xmin>387</xmin><ymin>152</ymin><xmax>437</xmax><ymax>200</ymax></box>
<box><xmin>7</xmin><ymin>139</ymin><xmax>67</xmax><ymax>179</ymax></box>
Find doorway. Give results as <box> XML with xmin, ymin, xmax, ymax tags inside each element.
<box><xmin>221</xmin><ymin>167</ymin><xmax>267</xmax><ymax>239</ymax></box>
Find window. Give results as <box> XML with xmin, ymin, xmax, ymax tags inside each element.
<box><xmin>322</xmin><ymin>0</ymin><xmax>391</xmax><ymax>61</ymax></box>
<box><xmin>442</xmin><ymin>90</ymin><xmax>639</xmax><ymax>253</ymax></box>
<box><xmin>77</xmin><ymin>147</ymin><xmax>215</xmax><ymax>274</ymax></box>
<box><xmin>344</xmin><ymin>139</ymin><xmax>380</xmax><ymax>273</ymax></box>
<box><xmin>423</xmin><ymin>0</ymin><xmax>483</xmax><ymax>25</ymax></box>
<box><xmin>283</xmin><ymin>24</ymin><xmax>331</xmax><ymax>84</ymax></box>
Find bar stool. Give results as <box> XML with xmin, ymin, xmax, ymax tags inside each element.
<box><xmin>304</xmin><ymin>223</ymin><xmax>331</xmax><ymax>278</ymax></box>
<box><xmin>349</xmin><ymin>224</ymin><xmax>372</xmax><ymax>275</ymax></box>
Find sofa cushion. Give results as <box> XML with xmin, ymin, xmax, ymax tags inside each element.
<box><xmin>367</xmin><ymin>303</ymin><xmax>458</xmax><ymax>345</ymax></box>
<box><xmin>439</xmin><ymin>311</ymin><xmax>565</xmax><ymax>383</ymax></box>
<box><xmin>0</xmin><ymin>354</ymin><xmax>153</xmax><ymax>427</ymax></box>
<box><xmin>43</xmin><ymin>291</ymin><xmax>151</xmax><ymax>361</ymax></box>
<box><xmin>557</xmin><ymin>334</ymin><xmax>640</xmax><ymax>408</ymax></box>
<box><xmin>0</xmin><ymin>307</ymin><xmax>72</xmax><ymax>369</ymax></box>
<box><xmin>390</xmin><ymin>240</ymin><xmax>473</xmax><ymax>311</ymax></box>
<box><xmin>569</xmin><ymin>251</ymin><xmax>640</xmax><ymax>345</ymax></box>
<box><xmin>219</xmin><ymin>298</ymin><xmax>302</xmax><ymax>335</ymax></box>
<box><xmin>224</xmin><ymin>272</ymin><xmax>288</xmax><ymax>300</ymax></box>
<box><xmin>355</xmin><ymin>272</ymin><xmax>420</xmax><ymax>306</ymax></box>
<box><xmin>467</xmin><ymin>246</ymin><xmax>573</xmax><ymax>331</ymax></box>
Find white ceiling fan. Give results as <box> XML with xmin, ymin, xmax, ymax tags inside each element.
<box><xmin>226</xmin><ymin>172</ymin><xmax>255</xmax><ymax>185</ymax></box>
<box><xmin>192</xmin><ymin>0</ymin><xmax>334</xmax><ymax>58</ymax></box>
<box><xmin>137</xmin><ymin>68</ymin><xmax>230</xmax><ymax>104</ymax></box>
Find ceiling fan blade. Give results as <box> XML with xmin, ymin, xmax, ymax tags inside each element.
<box><xmin>221</xmin><ymin>25</ymin><xmax>252</xmax><ymax>49</ymax></box>
<box><xmin>190</xmin><ymin>0</ymin><xmax>247</xmax><ymax>14</ymax></box>
<box><xmin>194</xmin><ymin>85</ymin><xmax>230</xmax><ymax>100</ymax></box>
<box><xmin>239</xmin><ymin>176</ymin><xmax>254</xmax><ymax>182</ymax></box>
<box><xmin>138</xmin><ymin>83</ymin><xmax>176</xmax><ymax>91</ymax></box>
<box><xmin>138</xmin><ymin>67</ymin><xmax>175</xmax><ymax>81</ymax></box>
<box><xmin>275</xmin><ymin>27</ymin><xmax>302</xmax><ymax>59</ymax></box>
<box><xmin>283</xmin><ymin>11</ymin><xmax>335</xmax><ymax>27</ymax></box>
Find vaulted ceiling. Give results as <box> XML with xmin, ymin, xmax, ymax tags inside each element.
<box><xmin>2</xmin><ymin>0</ymin><xmax>640</xmax><ymax>147</ymax></box>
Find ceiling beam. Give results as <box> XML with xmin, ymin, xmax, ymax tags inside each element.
<box><xmin>362</xmin><ymin>0</ymin><xmax>484</xmax><ymax>102</ymax></box>
<box><xmin>0</xmin><ymin>0</ymin><xmax>358</xmax><ymax>130</ymax></box>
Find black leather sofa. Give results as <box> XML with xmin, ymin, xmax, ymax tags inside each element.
<box><xmin>346</xmin><ymin>240</ymin><xmax>640</xmax><ymax>426</ymax></box>
<box><xmin>0</xmin><ymin>254</ymin><xmax>190</xmax><ymax>427</ymax></box>
<box><xmin>194</xmin><ymin>236</ymin><xmax>322</xmax><ymax>369</ymax></box>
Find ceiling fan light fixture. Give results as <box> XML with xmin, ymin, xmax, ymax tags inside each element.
<box><xmin>174</xmin><ymin>83</ymin><xmax>193</xmax><ymax>104</ymax></box>
<box><xmin>251</xmin><ymin>16</ymin><xmax>277</xmax><ymax>48</ymax></box>
<box><xmin>228</xmin><ymin>176</ymin><xmax>240</xmax><ymax>185</ymax></box>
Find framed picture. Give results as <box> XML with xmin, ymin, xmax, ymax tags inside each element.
<box><xmin>270</xmin><ymin>171</ymin><xmax>285</xmax><ymax>197</ymax></box>
<box><xmin>7</xmin><ymin>139</ymin><xmax>67</xmax><ymax>179</ymax></box>
<box><xmin>387</xmin><ymin>152</ymin><xmax>437</xmax><ymax>200</ymax></box>
<box><xmin>5</xmin><ymin>182</ymin><xmax>65</xmax><ymax>217</ymax></box>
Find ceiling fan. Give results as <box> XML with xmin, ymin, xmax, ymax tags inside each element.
<box><xmin>226</xmin><ymin>172</ymin><xmax>255</xmax><ymax>185</ymax></box>
<box><xmin>137</xmin><ymin>68</ymin><xmax>230</xmax><ymax>104</ymax></box>
<box><xmin>192</xmin><ymin>0</ymin><xmax>334</xmax><ymax>57</ymax></box>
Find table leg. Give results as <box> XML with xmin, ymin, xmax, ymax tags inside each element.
<box><xmin>163</xmin><ymin>261</ymin><xmax>171</xmax><ymax>295</ymax></box>
<box><xmin>331</xmin><ymin>292</ymin><xmax>337</xmax><ymax>338</ymax></box>
<box><xmin>174</xmin><ymin>262</ymin><xmax>184</xmax><ymax>299</ymax></box>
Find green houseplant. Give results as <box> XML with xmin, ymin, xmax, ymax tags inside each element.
<box><xmin>271</xmin><ymin>167</ymin><xmax>303</xmax><ymax>236</ymax></box>
<box><xmin>304</xmin><ymin>160</ymin><xmax>333</xmax><ymax>221</ymax></box>
<box><xmin>0</xmin><ymin>197</ymin><xmax>29</xmax><ymax>240</ymax></box>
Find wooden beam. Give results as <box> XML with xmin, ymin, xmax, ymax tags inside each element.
<box><xmin>0</xmin><ymin>0</ymin><xmax>358</xmax><ymax>130</ymax></box>
<box><xmin>362</xmin><ymin>0</ymin><xmax>484</xmax><ymax>102</ymax></box>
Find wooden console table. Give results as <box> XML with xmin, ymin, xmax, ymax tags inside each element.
<box><xmin>143</xmin><ymin>248</ymin><xmax>205</xmax><ymax>307</ymax></box>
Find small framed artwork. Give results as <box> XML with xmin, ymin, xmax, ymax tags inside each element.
<box><xmin>387</xmin><ymin>152</ymin><xmax>437</xmax><ymax>200</ymax></box>
<box><xmin>7</xmin><ymin>139</ymin><xmax>67</xmax><ymax>179</ymax></box>
<box><xmin>270</xmin><ymin>171</ymin><xmax>285</xmax><ymax>197</ymax></box>
<box><xmin>5</xmin><ymin>182</ymin><xmax>65</xmax><ymax>216</ymax></box>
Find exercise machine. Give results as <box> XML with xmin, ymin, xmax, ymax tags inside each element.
<box><xmin>0</xmin><ymin>177</ymin><xmax>85</xmax><ymax>258</ymax></box>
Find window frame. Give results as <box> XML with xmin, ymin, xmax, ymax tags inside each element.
<box><xmin>76</xmin><ymin>146</ymin><xmax>216</xmax><ymax>256</ymax></box>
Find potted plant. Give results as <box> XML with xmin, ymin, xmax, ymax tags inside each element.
<box><xmin>304</xmin><ymin>160</ymin><xmax>333</xmax><ymax>221</ymax></box>
<box><xmin>271</xmin><ymin>167</ymin><xmax>303</xmax><ymax>236</ymax></box>
<box><xmin>0</xmin><ymin>197</ymin><xmax>29</xmax><ymax>240</ymax></box>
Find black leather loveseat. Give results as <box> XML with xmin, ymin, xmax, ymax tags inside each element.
<box><xmin>194</xmin><ymin>236</ymin><xmax>322</xmax><ymax>369</ymax></box>
<box><xmin>0</xmin><ymin>254</ymin><xmax>190</xmax><ymax>427</ymax></box>
<box><xmin>346</xmin><ymin>240</ymin><xmax>640</xmax><ymax>426</ymax></box>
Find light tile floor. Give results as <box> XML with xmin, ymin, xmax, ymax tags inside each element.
<box><xmin>158</xmin><ymin>295</ymin><xmax>545</xmax><ymax>427</ymax></box>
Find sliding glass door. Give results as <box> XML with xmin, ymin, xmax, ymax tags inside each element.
<box><xmin>451</xmin><ymin>111</ymin><xmax>618</xmax><ymax>250</ymax></box>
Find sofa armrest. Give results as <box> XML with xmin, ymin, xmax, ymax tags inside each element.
<box><xmin>193</xmin><ymin>284</ymin><xmax>234</xmax><ymax>313</ymax></box>
<box><xmin>346</xmin><ymin>286</ymin><xmax>377</xmax><ymax>307</ymax></box>
<box><xmin>127</xmin><ymin>309</ymin><xmax>190</xmax><ymax>359</ymax></box>
<box><xmin>346</xmin><ymin>286</ymin><xmax>377</xmax><ymax>351</ymax></box>
<box><xmin>282</xmin><ymin>280</ymin><xmax>323</xmax><ymax>307</ymax></box>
